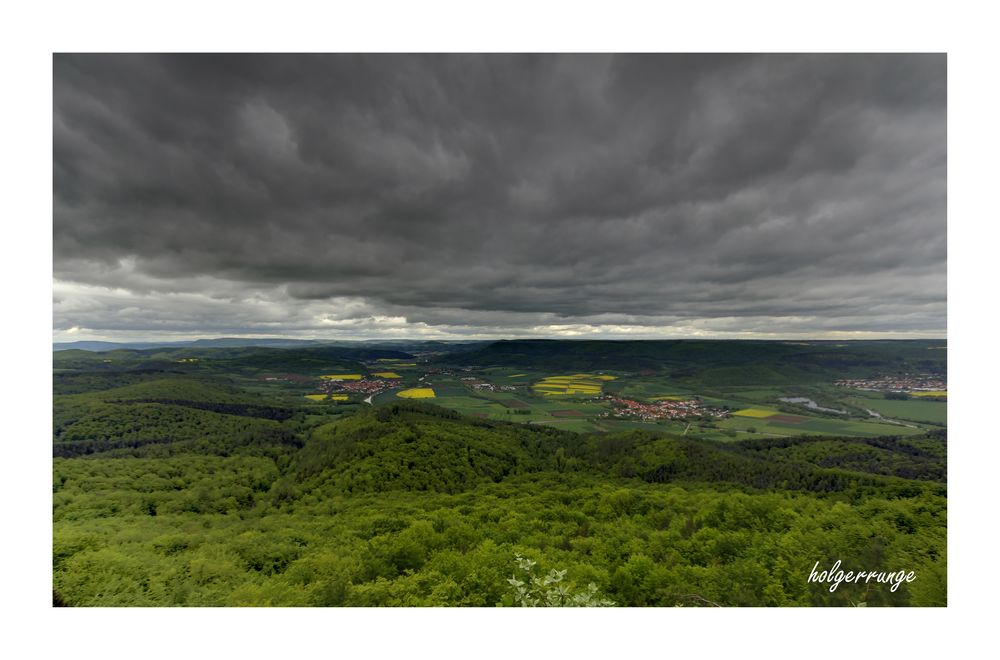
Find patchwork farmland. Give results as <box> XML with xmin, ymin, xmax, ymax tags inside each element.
<box><xmin>531</xmin><ymin>373</ymin><xmax>614</xmax><ymax>396</ymax></box>
<box><xmin>221</xmin><ymin>342</ymin><xmax>945</xmax><ymax>440</ymax></box>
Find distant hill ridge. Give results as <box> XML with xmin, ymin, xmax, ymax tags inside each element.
<box><xmin>445</xmin><ymin>338</ymin><xmax>947</xmax><ymax>382</ymax></box>
<box><xmin>55</xmin><ymin>338</ymin><xmax>354</xmax><ymax>351</ymax></box>
<box><xmin>53</xmin><ymin>338</ymin><xmax>489</xmax><ymax>352</ymax></box>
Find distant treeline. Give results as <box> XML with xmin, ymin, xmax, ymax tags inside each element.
<box><xmin>444</xmin><ymin>339</ymin><xmax>947</xmax><ymax>385</ymax></box>
<box><xmin>106</xmin><ymin>398</ymin><xmax>295</xmax><ymax>421</ymax></box>
<box><xmin>53</xmin><ymin>426</ymin><xmax>302</xmax><ymax>458</ymax></box>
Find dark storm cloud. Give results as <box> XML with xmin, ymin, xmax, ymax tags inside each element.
<box><xmin>53</xmin><ymin>54</ymin><xmax>946</xmax><ymax>339</ymax></box>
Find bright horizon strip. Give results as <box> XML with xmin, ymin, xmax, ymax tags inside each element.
<box><xmin>53</xmin><ymin>331</ymin><xmax>948</xmax><ymax>343</ymax></box>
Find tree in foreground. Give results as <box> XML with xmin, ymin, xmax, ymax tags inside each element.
<box><xmin>504</xmin><ymin>554</ymin><xmax>615</xmax><ymax>607</ymax></box>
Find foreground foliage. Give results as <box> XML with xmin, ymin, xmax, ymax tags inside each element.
<box><xmin>53</xmin><ymin>398</ymin><xmax>946</xmax><ymax>606</ymax></box>
<box><xmin>505</xmin><ymin>554</ymin><xmax>615</xmax><ymax>607</ymax></box>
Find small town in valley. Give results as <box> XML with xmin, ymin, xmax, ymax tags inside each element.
<box><xmin>318</xmin><ymin>378</ymin><xmax>392</xmax><ymax>396</ymax></box>
<box><xmin>834</xmin><ymin>374</ymin><xmax>946</xmax><ymax>393</ymax></box>
<box><xmin>600</xmin><ymin>395</ymin><xmax>730</xmax><ymax>421</ymax></box>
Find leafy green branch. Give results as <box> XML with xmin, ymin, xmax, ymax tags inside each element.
<box><xmin>505</xmin><ymin>554</ymin><xmax>615</xmax><ymax>607</ymax></box>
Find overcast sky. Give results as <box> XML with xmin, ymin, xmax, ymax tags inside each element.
<box><xmin>53</xmin><ymin>54</ymin><xmax>946</xmax><ymax>342</ymax></box>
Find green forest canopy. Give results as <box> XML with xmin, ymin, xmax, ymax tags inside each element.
<box><xmin>53</xmin><ymin>399</ymin><xmax>946</xmax><ymax>606</ymax></box>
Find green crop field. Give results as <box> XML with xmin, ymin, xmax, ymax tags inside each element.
<box><xmin>721</xmin><ymin>387</ymin><xmax>787</xmax><ymax>401</ymax></box>
<box><xmin>609</xmin><ymin>377</ymin><xmax>695</xmax><ymax>401</ymax></box>
<box><xmin>718</xmin><ymin>414</ymin><xmax>925</xmax><ymax>439</ymax></box>
<box><xmin>858</xmin><ymin>398</ymin><xmax>947</xmax><ymax>424</ymax></box>
<box><xmin>426</xmin><ymin>386</ymin><xmax>611</xmax><ymax>429</ymax></box>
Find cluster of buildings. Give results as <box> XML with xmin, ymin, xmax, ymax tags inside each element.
<box><xmin>319</xmin><ymin>378</ymin><xmax>391</xmax><ymax>395</ymax></box>
<box><xmin>468</xmin><ymin>381</ymin><xmax>518</xmax><ymax>393</ymax></box>
<box><xmin>599</xmin><ymin>396</ymin><xmax>730</xmax><ymax>421</ymax></box>
<box><xmin>261</xmin><ymin>374</ymin><xmax>315</xmax><ymax>384</ymax></box>
<box><xmin>457</xmin><ymin>376</ymin><xmax>518</xmax><ymax>392</ymax></box>
<box><xmin>422</xmin><ymin>368</ymin><xmax>461</xmax><ymax>377</ymax></box>
<box><xmin>834</xmin><ymin>374</ymin><xmax>946</xmax><ymax>393</ymax></box>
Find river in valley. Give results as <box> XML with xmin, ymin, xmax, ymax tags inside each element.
<box><xmin>778</xmin><ymin>396</ymin><xmax>847</xmax><ymax>415</ymax></box>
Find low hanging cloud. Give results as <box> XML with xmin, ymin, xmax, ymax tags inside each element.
<box><xmin>53</xmin><ymin>54</ymin><xmax>946</xmax><ymax>341</ymax></box>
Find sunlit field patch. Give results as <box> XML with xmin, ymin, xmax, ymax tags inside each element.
<box><xmin>320</xmin><ymin>374</ymin><xmax>362</xmax><ymax>380</ymax></box>
<box><xmin>329</xmin><ymin>394</ymin><xmax>349</xmax><ymax>401</ymax></box>
<box><xmin>912</xmin><ymin>391</ymin><xmax>947</xmax><ymax>397</ymax></box>
<box><xmin>594</xmin><ymin>375</ymin><xmax>617</xmax><ymax>381</ymax></box>
<box><xmin>733</xmin><ymin>408</ymin><xmax>778</xmax><ymax>418</ymax></box>
<box><xmin>532</xmin><ymin>374</ymin><xmax>605</xmax><ymax>396</ymax></box>
<box><xmin>397</xmin><ymin>388</ymin><xmax>436</xmax><ymax>399</ymax></box>
<box><xmin>373</xmin><ymin>372</ymin><xmax>402</xmax><ymax>379</ymax></box>
<box><xmin>304</xmin><ymin>394</ymin><xmax>328</xmax><ymax>401</ymax></box>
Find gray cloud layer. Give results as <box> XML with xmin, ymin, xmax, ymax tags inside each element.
<box><xmin>53</xmin><ymin>54</ymin><xmax>946</xmax><ymax>340</ymax></box>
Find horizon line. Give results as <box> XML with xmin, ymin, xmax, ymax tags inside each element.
<box><xmin>53</xmin><ymin>335</ymin><xmax>949</xmax><ymax>345</ymax></box>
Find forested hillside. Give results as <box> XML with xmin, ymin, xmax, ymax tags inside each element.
<box><xmin>447</xmin><ymin>339</ymin><xmax>947</xmax><ymax>385</ymax></box>
<box><xmin>53</xmin><ymin>396</ymin><xmax>947</xmax><ymax>606</ymax></box>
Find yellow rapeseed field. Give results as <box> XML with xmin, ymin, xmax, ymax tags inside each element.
<box><xmin>397</xmin><ymin>388</ymin><xmax>436</xmax><ymax>399</ymax></box>
<box><xmin>532</xmin><ymin>374</ymin><xmax>604</xmax><ymax>396</ymax></box>
<box><xmin>304</xmin><ymin>394</ymin><xmax>328</xmax><ymax>401</ymax></box>
<box><xmin>373</xmin><ymin>372</ymin><xmax>402</xmax><ymax>379</ymax></box>
<box><xmin>732</xmin><ymin>408</ymin><xmax>778</xmax><ymax>418</ymax></box>
<box><xmin>320</xmin><ymin>374</ymin><xmax>362</xmax><ymax>380</ymax></box>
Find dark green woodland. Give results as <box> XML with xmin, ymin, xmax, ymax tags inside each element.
<box><xmin>53</xmin><ymin>340</ymin><xmax>947</xmax><ymax>606</ymax></box>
